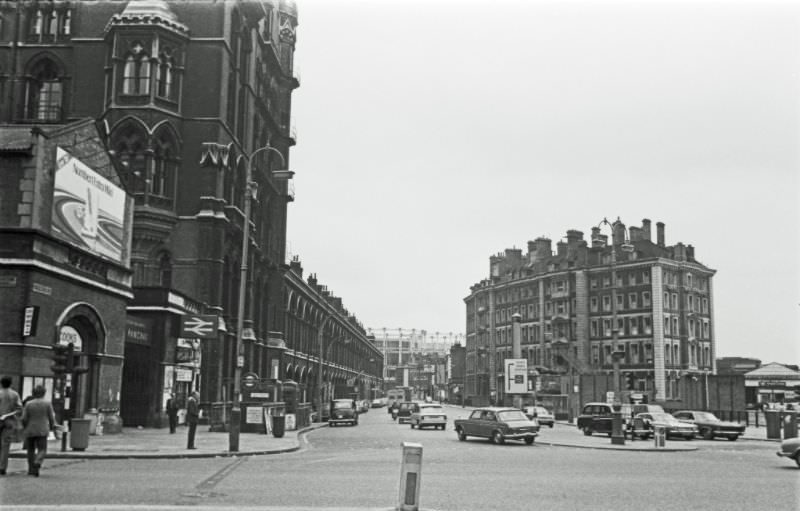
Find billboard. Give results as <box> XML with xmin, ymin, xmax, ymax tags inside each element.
<box><xmin>52</xmin><ymin>147</ymin><xmax>126</xmax><ymax>262</ymax></box>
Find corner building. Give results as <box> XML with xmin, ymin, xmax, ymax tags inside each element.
<box><xmin>464</xmin><ymin>219</ymin><xmax>716</xmax><ymax>410</ymax></box>
<box><xmin>0</xmin><ymin>0</ymin><xmax>299</xmax><ymax>428</ymax></box>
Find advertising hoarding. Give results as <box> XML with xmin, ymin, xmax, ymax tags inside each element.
<box><xmin>52</xmin><ymin>147</ymin><xmax>126</xmax><ymax>262</ymax></box>
<box><xmin>505</xmin><ymin>358</ymin><xmax>528</xmax><ymax>394</ymax></box>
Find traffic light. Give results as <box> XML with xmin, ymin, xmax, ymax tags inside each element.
<box><xmin>51</xmin><ymin>343</ymin><xmax>73</xmax><ymax>375</ymax></box>
<box><xmin>625</xmin><ymin>373</ymin><xmax>636</xmax><ymax>390</ymax></box>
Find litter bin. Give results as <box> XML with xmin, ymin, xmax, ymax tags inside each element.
<box><xmin>783</xmin><ymin>411</ymin><xmax>798</xmax><ymax>439</ymax></box>
<box><xmin>765</xmin><ymin>410</ymin><xmax>782</xmax><ymax>440</ymax></box>
<box><xmin>654</xmin><ymin>426</ymin><xmax>666</xmax><ymax>448</ymax></box>
<box><xmin>69</xmin><ymin>418</ymin><xmax>91</xmax><ymax>451</ymax></box>
<box><xmin>272</xmin><ymin>415</ymin><xmax>286</xmax><ymax>438</ymax></box>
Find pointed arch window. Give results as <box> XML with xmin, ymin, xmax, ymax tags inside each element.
<box><xmin>27</xmin><ymin>7</ymin><xmax>72</xmax><ymax>42</ymax></box>
<box><xmin>122</xmin><ymin>43</ymin><xmax>151</xmax><ymax>96</ymax></box>
<box><xmin>151</xmin><ymin>126</ymin><xmax>179</xmax><ymax>209</ymax></box>
<box><xmin>158</xmin><ymin>251</ymin><xmax>172</xmax><ymax>288</ymax></box>
<box><xmin>111</xmin><ymin>121</ymin><xmax>148</xmax><ymax>196</ymax></box>
<box><xmin>156</xmin><ymin>48</ymin><xmax>175</xmax><ymax>100</ymax></box>
<box><xmin>25</xmin><ymin>59</ymin><xmax>63</xmax><ymax>122</ymax></box>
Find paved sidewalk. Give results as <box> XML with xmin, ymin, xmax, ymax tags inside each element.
<box><xmin>6</xmin><ymin>409</ymin><xmax>780</xmax><ymax>460</ymax></box>
<box><xmin>9</xmin><ymin>422</ymin><xmax>328</xmax><ymax>459</ymax></box>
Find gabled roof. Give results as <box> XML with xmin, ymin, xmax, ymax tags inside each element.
<box><xmin>744</xmin><ymin>362</ymin><xmax>800</xmax><ymax>380</ymax></box>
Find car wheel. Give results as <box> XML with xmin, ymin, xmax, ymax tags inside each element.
<box><xmin>701</xmin><ymin>428</ymin><xmax>714</xmax><ymax>440</ymax></box>
<box><xmin>524</xmin><ymin>437</ymin><xmax>535</xmax><ymax>445</ymax></box>
<box><xmin>492</xmin><ymin>430</ymin><xmax>505</xmax><ymax>445</ymax></box>
<box><xmin>457</xmin><ymin>427</ymin><xmax>467</xmax><ymax>441</ymax></box>
<box><xmin>582</xmin><ymin>427</ymin><xmax>593</xmax><ymax>436</ymax></box>
<box><xmin>727</xmin><ymin>435</ymin><xmax>738</xmax><ymax>441</ymax></box>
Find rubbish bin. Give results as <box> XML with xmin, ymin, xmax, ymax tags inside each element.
<box><xmin>70</xmin><ymin>418</ymin><xmax>91</xmax><ymax>451</ymax></box>
<box><xmin>783</xmin><ymin>411</ymin><xmax>798</xmax><ymax>439</ymax></box>
<box><xmin>765</xmin><ymin>410</ymin><xmax>782</xmax><ymax>440</ymax></box>
<box><xmin>272</xmin><ymin>415</ymin><xmax>286</xmax><ymax>438</ymax></box>
<box><xmin>654</xmin><ymin>426</ymin><xmax>666</xmax><ymax>448</ymax></box>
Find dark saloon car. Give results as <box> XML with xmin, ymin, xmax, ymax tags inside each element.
<box><xmin>396</xmin><ymin>401</ymin><xmax>420</xmax><ymax>424</ymax></box>
<box><xmin>329</xmin><ymin>399</ymin><xmax>359</xmax><ymax>427</ymax></box>
<box><xmin>453</xmin><ymin>407</ymin><xmax>539</xmax><ymax>445</ymax></box>
<box><xmin>672</xmin><ymin>410</ymin><xmax>745</xmax><ymax>441</ymax></box>
<box><xmin>577</xmin><ymin>402</ymin><xmax>633</xmax><ymax>436</ymax></box>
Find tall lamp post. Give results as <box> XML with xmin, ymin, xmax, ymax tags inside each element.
<box><xmin>593</xmin><ymin>218</ymin><xmax>634</xmax><ymax>401</ymax></box>
<box><xmin>230</xmin><ymin>145</ymin><xmax>293</xmax><ymax>453</ymax></box>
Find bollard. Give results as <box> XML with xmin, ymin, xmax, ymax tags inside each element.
<box><xmin>654</xmin><ymin>426</ymin><xmax>666</xmax><ymax>448</ymax></box>
<box><xmin>398</xmin><ymin>442</ymin><xmax>423</xmax><ymax>511</ymax></box>
<box><xmin>610</xmin><ymin>411</ymin><xmax>625</xmax><ymax>446</ymax></box>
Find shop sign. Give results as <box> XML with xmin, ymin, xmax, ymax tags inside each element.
<box><xmin>759</xmin><ymin>380</ymin><xmax>787</xmax><ymax>387</ymax></box>
<box><xmin>126</xmin><ymin>318</ymin><xmax>151</xmax><ymax>346</ymax></box>
<box><xmin>175</xmin><ymin>368</ymin><xmax>193</xmax><ymax>382</ymax></box>
<box><xmin>22</xmin><ymin>306</ymin><xmax>39</xmax><ymax>337</ymax></box>
<box><xmin>59</xmin><ymin>325</ymin><xmax>83</xmax><ymax>351</ymax></box>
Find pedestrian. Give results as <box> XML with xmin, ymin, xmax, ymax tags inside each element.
<box><xmin>166</xmin><ymin>393</ymin><xmax>179</xmax><ymax>434</ymax></box>
<box><xmin>21</xmin><ymin>385</ymin><xmax>55</xmax><ymax>477</ymax></box>
<box><xmin>186</xmin><ymin>391</ymin><xmax>199</xmax><ymax>449</ymax></box>
<box><xmin>0</xmin><ymin>375</ymin><xmax>23</xmax><ymax>476</ymax></box>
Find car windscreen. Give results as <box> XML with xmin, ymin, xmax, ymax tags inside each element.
<box><xmin>649</xmin><ymin>413</ymin><xmax>673</xmax><ymax>422</ymax></box>
<box><xmin>497</xmin><ymin>410</ymin><xmax>529</xmax><ymax>422</ymax></box>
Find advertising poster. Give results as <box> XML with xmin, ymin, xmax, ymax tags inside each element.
<box><xmin>52</xmin><ymin>147</ymin><xmax>126</xmax><ymax>262</ymax></box>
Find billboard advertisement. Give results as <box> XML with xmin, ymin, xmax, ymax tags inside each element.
<box><xmin>52</xmin><ymin>147</ymin><xmax>126</xmax><ymax>262</ymax></box>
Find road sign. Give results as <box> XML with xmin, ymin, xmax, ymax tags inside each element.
<box><xmin>505</xmin><ymin>358</ymin><xmax>528</xmax><ymax>393</ymax></box>
<box><xmin>179</xmin><ymin>314</ymin><xmax>218</xmax><ymax>339</ymax></box>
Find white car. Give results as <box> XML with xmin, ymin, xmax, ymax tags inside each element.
<box><xmin>523</xmin><ymin>406</ymin><xmax>555</xmax><ymax>428</ymax></box>
<box><xmin>409</xmin><ymin>403</ymin><xmax>447</xmax><ymax>430</ymax></box>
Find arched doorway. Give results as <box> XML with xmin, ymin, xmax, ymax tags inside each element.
<box><xmin>55</xmin><ymin>303</ymin><xmax>106</xmax><ymax>418</ymax></box>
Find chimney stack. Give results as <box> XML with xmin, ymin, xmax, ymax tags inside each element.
<box><xmin>656</xmin><ymin>222</ymin><xmax>665</xmax><ymax>247</ymax></box>
<box><xmin>642</xmin><ymin>219</ymin><xmax>652</xmax><ymax>242</ymax></box>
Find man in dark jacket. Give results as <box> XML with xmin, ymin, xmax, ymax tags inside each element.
<box><xmin>21</xmin><ymin>385</ymin><xmax>55</xmax><ymax>476</ymax></box>
<box><xmin>186</xmin><ymin>391</ymin><xmax>199</xmax><ymax>449</ymax></box>
<box><xmin>166</xmin><ymin>393</ymin><xmax>179</xmax><ymax>434</ymax></box>
<box><xmin>0</xmin><ymin>376</ymin><xmax>22</xmax><ymax>475</ymax></box>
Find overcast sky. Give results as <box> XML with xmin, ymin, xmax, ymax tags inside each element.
<box><xmin>288</xmin><ymin>0</ymin><xmax>799</xmax><ymax>364</ymax></box>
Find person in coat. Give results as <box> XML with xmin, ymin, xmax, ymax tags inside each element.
<box><xmin>21</xmin><ymin>385</ymin><xmax>55</xmax><ymax>477</ymax></box>
<box><xmin>186</xmin><ymin>391</ymin><xmax>199</xmax><ymax>449</ymax></box>
<box><xmin>166</xmin><ymin>393</ymin><xmax>179</xmax><ymax>434</ymax></box>
<box><xmin>0</xmin><ymin>375</ymin><xmax>22</xmax><ymax>476</ymax></box>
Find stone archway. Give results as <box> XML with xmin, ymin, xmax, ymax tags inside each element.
<box><xmin>55</xmin><ymin>302</ymin><xmax>106</xmax><ymax>417</ymax></box>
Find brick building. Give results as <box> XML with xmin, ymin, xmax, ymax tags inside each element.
<box><xmin>464</xmin><ymin>218</ymin><xmax>717</xmax><ymax>413</ymax></box>
<box><xmin>0</xmin><ymin>0</ymin><xmax>301</xmax><ymax>428</ymax></box>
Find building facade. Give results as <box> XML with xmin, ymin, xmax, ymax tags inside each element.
<box><xmin>464</xmin><ymin>218</ymin><xmax>716</xmax><ymax>409</ymax></box>
<box><xmin>366</xmin><ymin>327</ymin><xmax>462</xmax><ymax>387</ymax></box>
<box><xmin>0</xmin><ymin>0</ymin><xmax>308</xmax><ymax>428</ymax></box>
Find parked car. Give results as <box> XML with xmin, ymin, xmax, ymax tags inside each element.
<box><xmin>523</xmin><ymin>406</ymin><xmax>555</xmax><ymax>428</ymax></box>
<box><xmin>328</xmin><ymin>399</ymin><xmax>358</xmax><ymax>427</ymax></box>
<box><xmin>777</xmin><ymin>437</ymin><xmax>800</xmax><ymax>468</ymax></box>
<box><xmin>357</xmin><ymin>400</ymin><xmax>370</xmax><ymax>413</ymax></box>
<box><xmin>672</xmin><ymin>410</ymin><xmax>745</xmax><ymax>441</ymax></box>
<box><xmin>371</xmin><ymin>398</ymin><xmax>386</xmax><ymax>408</ymax></box>
<box><xmin>409</xmin><ymin>403</ymin><xmax>447</xmax><ymax>430</ymax></box>
<box><xmin>396</xmin><ymin>401</ymin><xmax>420</xmax><ymax>424</ymax></box>
<box><xmin>576</xmin><ymin>402</ymin><xmax>632</xmax><ymax>436</ymax></box>
<box><xmin>454</xmin><ymin>407</ymin><xmax>539</xmax><ymax>445</ymax></box>
<box><xmin>635</xmin><ymin>412</ymin><xmax>699</xmax><ymax>440</ymax></box>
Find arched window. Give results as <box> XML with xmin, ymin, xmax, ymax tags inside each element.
<box><xmin>157</xmin><ymin>48</ymin><xmax>174</xmax><ymax>99</ymax></box>
<box><xmin>158</xmin><ymin>251</ymin><xmax>172</xmax><ymax>288</ymax></box>
<box><xmin>25</xmin><ymin>58</ymin><xmax>62</xmax><ymax>121</ymax></box>
<box><xmin>152</xmin><ymin>125</ymin><xmax>179</xmax><ymax>206</ymax></box>
<box><xmin>111</xmin><ymin>120</ymin><xmax>148</xmax><ymax>194</ymax></box>
<box><xmin>121</xmin><ymin>42</ymin><xmax>150</xmax><ymax>95</ymax></box>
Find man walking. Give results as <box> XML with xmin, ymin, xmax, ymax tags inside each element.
<box><xmin>21</xmin><ymin>385</ymin><xmax>55</xmax><ymax>476</ymax></box>
<box><xmin>0</xmin><ymin>376</ymin><xmax>23</xmax><ymax>475</ymax></box>
<box><xmin>186</xmin><ymin>391</ymin><xmax>199</xmax><ymax>449</ymax></box>
<box><xmin>166</xmin><ymin>393</ymin><xmax>179</xmax><ymax>434</ymax></box>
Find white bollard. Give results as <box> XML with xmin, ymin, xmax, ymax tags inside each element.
<box><xmin>397</xmin><ymin>442</ymin><xmax>423</xmax><ymax>511</ymax></box>
<box><xmin>654</xmin><ymin>426</ymin><xmax>666</xmax><ymax>448</ymax></box>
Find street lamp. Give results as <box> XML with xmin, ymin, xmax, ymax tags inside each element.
<box><xmin>230</xmin><ymin>144</ymin><xmax>294</xmax><ymax>453</ymax></box>
<box><xmin>315</xmin><ymin>328</ymin><xmax>351</xmax><ymax>422</ymax></box>
<box><xmin>593</xmin><ymin>217</ymin><xmax>634</xmax><ymax>401</ymax></box>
